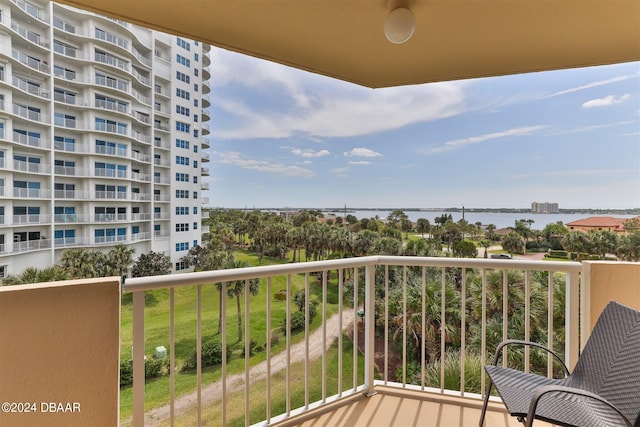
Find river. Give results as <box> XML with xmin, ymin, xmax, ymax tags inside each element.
<box><xmin>322</xmin><ymin>209</ymin><xmax>638</xmax><ymax>230</ymax></box>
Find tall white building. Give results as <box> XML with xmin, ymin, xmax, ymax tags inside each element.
<box><xmin>531</xmin><ymin>202</ymin><xmax>559</xmax><ymax>214</ymax></box>
<box><xmin>0</xmin><ymin>0</ymin><xmax>211</xmax><ymax>277</ymax></box>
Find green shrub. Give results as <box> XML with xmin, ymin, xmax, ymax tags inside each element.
<box><xmin>120</xmin><ymin>359</ymin><xmax>133</xmax><ymax>386</ymax></box>
<box><xmin>145</xmin><ymin>358</ymin><xmax>166</xmax><ymax>379</ymax></box>
<box><xmin>120</xmin><ymin>357</ymin><xmax>167</xmax><ymax>387</ymax></box>
<box><xmin>241</xmin><ymin>340</ymin><xmax>258</xmax><ymax>357</ymax></box>
<box><xmin>281</xmin><ymin>298</ymin><xmax>319</xmax><ymax>335</ymax></box>
<box><xmin>549</xmin><ymin>250</ymin><xmax>568</xmax><ymax>258</ymax></box>
<box><xmin>396</xmin><ymin>350</ymin><xmax>483</xmax><ymax>393</ymax></box>
<box><xmin>181</xmin><ymin>340</ymin><xmax>231</xmax><ymax>372</ymax></box>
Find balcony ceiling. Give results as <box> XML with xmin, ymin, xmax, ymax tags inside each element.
<box><xmin>56</xmin><ymin>0</ymin><xmax>640</xmax><ymax>88</ymax></box>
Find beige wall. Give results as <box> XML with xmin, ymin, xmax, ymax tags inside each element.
<box><xmin>0</xmin><ymin>277</ymin><xmax>120</xmax><ymax>427</ymax></box>
<box><xmin>584</xmin><ymin>261</ymin><xmax>640</xmax><ymax>334</ymax></box>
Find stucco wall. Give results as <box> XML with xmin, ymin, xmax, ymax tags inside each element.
<box><xmin>0</xmin><ymin>277</ymin><xmax>120</xmax><ymax>427</ymax></box>
<box><xmin>584</xmin><ymin>261</ymin><xmax>640</xmax><ymax>333</ymax></box>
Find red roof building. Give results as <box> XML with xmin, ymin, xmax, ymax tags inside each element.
<box><xmin>566</xmin><ymin>216</ymin><xmax>640</xmax><ymax>234</ymax></box>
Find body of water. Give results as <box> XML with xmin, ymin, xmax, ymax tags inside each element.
<box><xmin>324</xmin><ymin>210</ymin><xmax>638</xmax><ymax>230</ymax></box>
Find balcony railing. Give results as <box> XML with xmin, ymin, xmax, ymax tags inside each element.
<box><xmin>124</xmin><ymin>256</ymin><xmax>582</xmax><ymax>427</ymax></box>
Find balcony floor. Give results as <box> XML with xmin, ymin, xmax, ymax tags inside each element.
<box><xmin>272</xmin><ymin>385</ymin><xmax>554</xmax><ymax>427</ymax></box>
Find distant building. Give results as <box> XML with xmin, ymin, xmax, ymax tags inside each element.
<box><xmin>566</xmin><ymin>216</ymin><xmax>640</xmax><ymax>234</ymax></box>
<box><xmin>531</xmin><ymin>202</ymin><xmax>559</xmax><ymax>213</ymax></box>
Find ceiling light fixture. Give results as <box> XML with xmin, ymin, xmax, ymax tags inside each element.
<box><xmin>384</xmin><ymin>6</ymin><xmax>415</xmax><ymax>44</ymax></box>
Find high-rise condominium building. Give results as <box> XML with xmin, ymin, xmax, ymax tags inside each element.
<box><xmin>531</xmin><ymin>202</ymin><xmax>559</xmax><ymax>214</ymax></box>
<box><xmin>0</xmin><ymin>0</ymin><xmax>211</xmax><ymax>277</ymax></box>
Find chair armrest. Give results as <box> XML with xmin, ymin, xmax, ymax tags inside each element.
<box><xmin>525</xmin><ymin>384</ymin><xmax>632</xmax><ymax>427</ymax></box>
<box><xmin>491</xmin><ymin>339</ymin><xmax>570</xmax><ymax>376</ymax></box>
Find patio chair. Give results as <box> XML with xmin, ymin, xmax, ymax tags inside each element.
<box><xmin>479</xmin><ymin>301</ymin><xmax>640</xmax><ymax>427</ymax></box>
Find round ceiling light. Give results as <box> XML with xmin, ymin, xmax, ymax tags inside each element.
<box><xmin>384</xmin><ymin>7</ymin><xmax>415</xmax><ymax>44</ymax></box>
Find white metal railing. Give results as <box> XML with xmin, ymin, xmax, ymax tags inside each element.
<box><xmin>95</xmin><ymin>51</ymin><xmax>129</xmax><ymax>72</ymax></box>
<box><xmin>13</xmin><ymin>159</ymin><xmax>45</xmax><ymax>173</ymax></box>
<box><xmin>12</xmin><ymin>214</ymin><xmax>48</xmax><ymax>224</ymax></box>
<box><xmin>94</xmin><ymin>213</ymin><xmax>127</xmax><ymax>222</ymax></box>
<box><xmin>12</xmin><ymin>76</ymin><xmax>49</xmax><ymax>98</ymax></box>
<box><xmin>54</xmin><ymin>213</ymin><xmax>83</xmax><ymax>223</ymax></box>
<box><xmin>13</xmin><ymin>239</ymin><xmax>51</xmax><ymax>253</ymax></box>
<box><xmin>12</xmin><ymin>188</ymin><xmax>49</xmax><ymax>198</ymax></box>
<box><xmin>54</xmin><ymin>237</ymin><xmax>84</xmax><ymax>248</ymax></box>
<box><xmin>124</xmin><ymin>256</ymin><xmax>582</xmax><ymax>427</ymax></box>
<box><xmin>12</xmin><ymin>48</ymin><xmax>49</xmax><ymax>73</ymax></box>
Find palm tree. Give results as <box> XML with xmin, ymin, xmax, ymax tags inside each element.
<box><xmin>227</xmin><ymin>260</ymin><xmax>260</xmax><ymax>342</ymax></box>
<box><xmin>562</xmin><ymin>231</ymin><xmax>590</xmax><ymax>260</ymax></box>
<box><xmin>2</xmin><ymin>266</ymin><xmax>69</xmax><ymax>286</ymax></box>
<box><xmin>589</xmin><ymin>230</ymin><xmax>618</xmax><ymax>259</ymax></box>
<box><xmin>416</xmin><ymin>218</ymin><xmax>431</xmax><ymax>238</ymax></box>
<box><xmin>501</xmin><ymin>231</ymin><xmax>525</xmax><ymax>255</ymax></box>
<box><xmin>616</xmin><ymin>232</ymin><xmax>640</xmax><ymax>261</ymax></box>
<box><xmin>485</xmin><ymin>224</ymin><xmax>497</xmax><ymax>241</ymax></box>
<box><xmin>480</xmin><ymin>240</ymin><xmax>491</xmax><ymax>258</ymax></box>
<box><xmin>108</xmin><ymin>244</ymin><xmax>135</xmax><ymax>277</ymax></box>
<box><xmin>60</xmin><ymin>248</ymin><xmax>98</xmax><ymax>278</ymax></box>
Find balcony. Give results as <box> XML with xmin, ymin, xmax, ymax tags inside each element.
<box><xmin>3</xmin><ymin>257</ymin><xmax>638</xmax><ymax>427</ymax></box>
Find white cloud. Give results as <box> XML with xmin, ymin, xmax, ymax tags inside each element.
<box><xmin>348</xmin><ymin>160</ymin><xmax>372</xmax><ymax>165</ymax></box>
<box><xmin>212</xmin><ymin>48</ymin><xmax>467</xmax><ymax>140</ymax></box>
<box><xmin>344</xmin><ymin>148</ymin><xmax>382</xmax><ymax>158</ymax></box>
<box><xmin>215</xmin><ymin>151</ymin><xmax>314</xmax><ymax>177</ymax></box>
<box><xmin>542</xmin><ymin>74</ymin><xmax>638</xmax><ymax>98</ymax></box>
<box><xmin>420</xmin><ymin>125</ymin><xmax>548</xmax><ymax>155</ymax></box>
<box><xmin>582</xmin><ymin>94</ymin><xmax>630</xmax><ymax>108</ymax></box>
<box><xmin>290</xmin><ymin>148</ymin><xmax>331</xmax><ymax>158</ymax></box>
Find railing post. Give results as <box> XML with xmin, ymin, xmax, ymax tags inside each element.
<box><xmin>363</xmin><ymin>263</ymin><xmax>376</xmax><ymax>396</ymax></box>
<box><xmin>566</xmin><ymin>269</ymin><xmax>581</xmax><ymax>371</ymax></box>
<box><xmin>132</xmin><ymin>290</ymin><xmax>145</xmax><ymax>427</ymax></box>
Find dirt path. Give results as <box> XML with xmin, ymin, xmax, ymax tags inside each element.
<box><xmin>137</xmin><ymin>309</ymin><xmax>355</xmax><ymax>426</ymax></box>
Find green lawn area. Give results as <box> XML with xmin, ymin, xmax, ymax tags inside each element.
<box><xmin>120</xmin><ymin>250</ymin><xmax>344</xmax><ymax>421</ymax></box>
<box><xmin>154</xmin><ymin>333</ymin><xmax>365</xmax><ymax>427</ymax></box>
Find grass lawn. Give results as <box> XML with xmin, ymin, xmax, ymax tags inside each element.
<box><xmin>153</xmin><ymin>333</ymin><xmax>366</xmax><ymax>427</ymax></box>
<box><xmin>120</xmin><ymin>250</ymin><xmax>345</xmax><ymax>421</ymax></box>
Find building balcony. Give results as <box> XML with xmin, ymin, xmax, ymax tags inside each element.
<box><xmin>2</xmin><ymin>257</ymin><xmax>638</xmax><ymax>427</ymax></box>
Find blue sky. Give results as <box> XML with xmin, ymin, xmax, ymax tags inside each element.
<box><xmin>207</xmin><ymin>49</ymin><xmax>639</xmax><ymax>210</ymax></box>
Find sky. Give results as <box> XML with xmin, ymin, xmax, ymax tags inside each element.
<box><xmin>206</xmin><ymin>49</ymin><xmax>640</xmax><ymax>210</ymax></box>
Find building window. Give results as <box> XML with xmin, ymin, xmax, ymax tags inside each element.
<box><xmin>176</xmin><ymin>121</ymin><xmax>190</xmax><ymax>133</ymax></box>
<box><xmin>193</xmin><ymin>222</ymin><xmax>198</xmax><ymax>230</ymax></box>
<box><xmin>176</xmin><ymin>105</ymin><xmax>190</xmax><ymax>116</ymax></box>
<box><xmin>175</xmin><ymin>261</ymin><xmax>188</xmax><ymax>271</ymax></box>
<box><xmin>176</xmin><ymin>88</ymin><xmax>190</xmax><ymax>100</ymax></box>
<box><xmin>176</xmin><ymin>139</ymin><xmax>189</xmax><ymax>149</ymax></box>
<box><xmin>176</xmin><ymin>54</ymin><xmax>190</xmax><ymax>67</ymax></box>
<box><xmin>176</xmin><ymin>156</ymin><xmax>190</xmax><ymax>165</ymax></box>
<box><xmin>176</xmin><ymin>71</ymin><xmax>190</xmax><ymax>83</ymax></box>
<box><xmin>175</xmin><ymin>223</ymin><xmax>189</xmax><ymax>232</ymax></box>
<box><xmin>177</xmin><ymin>38</ymin><xmax>190</xmax><ymax>51</ymax></box>
<box><xmin>176</xmin><ymin>242</ymin><xmax>189</xmax><ymax>251</ymax></box>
